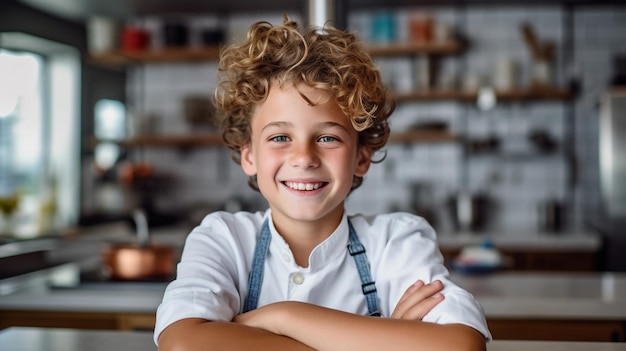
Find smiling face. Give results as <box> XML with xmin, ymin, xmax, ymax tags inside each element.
<box><xmin>240</xmin><ymin>83</ymin><xmax>372</xmax><ymax>236</ymax></box>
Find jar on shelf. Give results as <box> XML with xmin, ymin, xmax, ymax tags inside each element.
<box><xmin>408</xmin><ymin>13</ymin><xmax>433</xmax><ymax>44</ymax></box>
<box><xmin>370</xmin><ymin>12</ymin><xmax>397</xmax><ymax>44</ymax></box>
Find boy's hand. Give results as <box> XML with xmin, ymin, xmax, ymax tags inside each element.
<box><xmin>391</xmin><ymin>280</ymin><xmax>445</xmax><ymax>320</ymax></box>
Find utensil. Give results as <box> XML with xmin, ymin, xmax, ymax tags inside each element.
<box><xmin>538</xmin><ymin>199</ymin><xmax>563</xmax><ymax>233</ymax></box>
<box><xmin>519</xmin><ymin>23</ymin><xmax>556</xmax><ymax>88</ymax></box>
<box><xmin>520</xmin><ymin>23</ymin><xmax>543</xmax><ymax>61</ymax></box>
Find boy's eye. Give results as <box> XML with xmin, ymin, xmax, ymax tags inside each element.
<box><xmin>269</xmin><ymin>135</ymin><xmax>290</xmax><ymax>142</ymax></box>
<box><xmin>318</xmin><ymin>136</ymin><xmax>337</xmax><ymax>143</ymax></box>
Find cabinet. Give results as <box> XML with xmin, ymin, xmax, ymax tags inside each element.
<box><xmin>441</xmin><ymin>247</ymin><xmax>599</xmax><ymax>271</ymax></box>
<box><xmin>0</xmin><ymin>310</ymin><xmax>155</xmax><ymax>331</ymax></box>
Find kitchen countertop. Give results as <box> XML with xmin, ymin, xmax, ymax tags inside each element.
<box><xmin>451</xmin><ymin>272</ymin><xmax>626</xmax><ymax>320</ymax></box>
<box><xmin>438</xmin><ymin>231</ymin><xmax>601</xmax><ymax>251</ymax></box>
<box><xmin>1</xmin><ymin>327</ymin><xmax>626</xmax><ymax>351</ymax></box>
<box><xmin>1</xmin><ymin>272</ymin><xmax>625</xmax><ymax>322</ymax></box>
<box><xmin>0</xmin><ymin>281</ymin><xmax>167</xmax><ymax>313</ymax></box>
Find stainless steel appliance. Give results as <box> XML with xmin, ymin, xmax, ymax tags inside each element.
<box><xmin>599</xmin><ymin>88</ymin><xmax>626</xmax><ymax>271</ymax></box>
<box><xmin>600</xmin><ymin>89</ymin><xmax>626</xmax><ymax>217</ymax></box>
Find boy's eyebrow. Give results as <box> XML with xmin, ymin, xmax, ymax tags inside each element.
<box><xmin>261</xmin><ymin>121</ymin><xmax>293</xmax><ymax>132</ymax></box>
<box><xmin>318</xmin><ymin>121</ymin><xmax>350</xmax><ymax>133</ymax></box>
<box><xmin>261</xmin><ymin>121</ymin><xmax>350</xmax><ymax>133</ymax></box>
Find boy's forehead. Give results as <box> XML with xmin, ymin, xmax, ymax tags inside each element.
<box><xmin>250</xmin><ymin>83</ymin><xmax>354</xmax><ymax>130</ymax></box>
<box><xmin>249</xmin><ymin>83</ymin><xmax>336</xmax><ymax>120</ymax></box>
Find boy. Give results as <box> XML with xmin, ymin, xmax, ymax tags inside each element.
<box><xmin>155</xmin><ymin>17</ymin><xmax>491</xmax><ymax>350</ymax></box>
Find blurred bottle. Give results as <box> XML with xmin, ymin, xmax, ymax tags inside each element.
<box><xmin>38</xmin><ymin>175</ymin><xmax>58</xmax><ymax>234</ymax></box>
<box><xmin>371</xmin><ymin>12</ymin><xmax>396</xmax><ymax>44</ymax></box>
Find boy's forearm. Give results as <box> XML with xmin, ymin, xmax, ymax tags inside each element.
<box><xmin>157</xmin><ymin>318</ymin><xmax>315</xmax><ymax>351</ymax></box>
<box><xmin>268</xmin><ymin>302</ymin><xmax>486</xmax><ymax>351</ymax></box>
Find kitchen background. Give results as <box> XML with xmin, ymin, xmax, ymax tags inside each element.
<box><xmin>3</xmin><ymin>1</ymin><xmax>626</xmax><ymax>340</ymax></box>
<box><xmin>82</xmin><ymin>5</ymin><xmax>623</xmax><ymax>236</ymax></box>
<box><xmin>1</xmin><ymin>0</ymin><xmax>626</xmax><ymax>270</ymax></box>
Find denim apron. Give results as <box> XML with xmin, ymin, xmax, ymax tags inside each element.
<box><xmin>243</xmin><ymin>218</ymin><xmax>381</xmax><ymax>316</ymax></box>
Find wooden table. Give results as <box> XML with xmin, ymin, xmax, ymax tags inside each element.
<box><xmin>1</xmin><ymin>327</ymin><xmax>626</xmax><ymax>351</ymax></box>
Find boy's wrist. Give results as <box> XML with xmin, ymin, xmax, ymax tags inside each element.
<box><xmin>267</xmin><ymin>301</ymin><xmax>300</xmax><ymax>336</ymax></box>
<box><xmin>234</xmin><ymin>301</ymin><xmax>294</xmax><ymax>335</ymax></box>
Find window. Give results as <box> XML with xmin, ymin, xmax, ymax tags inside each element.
<box><xmin>0</xmin><ymin>50</ymin><xmax>45</xmax><ymax>235</ymax></box>
<box><xmin>0</xmin><ymin>32</ymin><xmax>81</xmax><ymax>237</ymax></box>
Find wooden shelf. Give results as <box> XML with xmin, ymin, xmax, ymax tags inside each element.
<box><xmin>368</xmin><ymin>40</ymin><xmax>464</xmax><ymax>56</ymax></box>
<box><xmin>94</xmin><ymin>130</ymin><xmax>458</xmax><ymax>149</ymax></box>
<box><xmin>89</xmin><ymin>46</ymin><xmax>222</xmax><ymax>65</ymax></box>
<box><xmin>388</xmin><ymin>130</ymin><xmax>459</xmax><ymax>143</ymax></box>
<box><xmin>119</xmin><ymin>134</ymin><xmax>223</xmax><ymax>148</ymax></box>
<box><xmin>89</xmin><ymin>41</ymin><xmax>462</xmax><ymax>66</ymax></box>
<box><xmin>95</xmin><ymin>134</ymin><xmax>223</xmax><ymax>148</ymax></box>
<box><xmin>495</xmin><ymin>88</ymin><xmax>575</xmax><ymax>100</ymax></box>
<box><xmin>392</xmin><ymin>88</ymin><xmax>574</xmax><ymax>102</ymax></box>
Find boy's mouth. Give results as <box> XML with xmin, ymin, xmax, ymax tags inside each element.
<box><xmin>283</xmin><ymin>181</ymin><xmax>326</xmax><ymax>191</ymax></box>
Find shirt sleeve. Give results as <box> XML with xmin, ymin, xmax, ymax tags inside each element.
<box><xmin>364</xmin><ymin>213</ymin><xmax>492</xmax><ymax>341</ymax></box>
<box><xmin>153</xmin><ymin>212</ymin><xmax>256</xmax><ymax>345</ymax></box>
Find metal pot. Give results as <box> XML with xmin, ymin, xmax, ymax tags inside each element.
<box><xmin>448</xmin><ymin>192</ymin><xmax>491</xmax><ymax>232</ymax></box>
<box><xmin>103</xmin><ymin>243</ymin><xmax>174</xmax><ymax>281</ymax></box>
<box><xmin>102</xmin><ymin>209</ymin><xmax>175</xmax><ymax>281</ymax></box>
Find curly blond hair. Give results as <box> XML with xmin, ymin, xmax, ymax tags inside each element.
<box><xmin>214</xmin><ymin>17</ymin><xmax>394</xmax><ymax>191</ymax></box>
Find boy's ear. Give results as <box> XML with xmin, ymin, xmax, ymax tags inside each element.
<box><xmin>354</xmin><ymin>146</ymin><xmax>372</xmax><ymax>177</ymax></box>
<box><xmin>240</xmin><ymin>144</ymin><xmax>257</xmax><ymax>176</ymax></box>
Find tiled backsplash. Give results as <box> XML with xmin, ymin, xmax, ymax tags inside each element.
<box><xmin>122</xmin><ymin>7</ymin><xmax>626</xmax><ymax>235</ymax></box>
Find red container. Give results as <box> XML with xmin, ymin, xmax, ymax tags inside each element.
<box><xmin>121</xmin><ymin>26</ymin><xmax>150</xmax><ymax>51</ymax></box>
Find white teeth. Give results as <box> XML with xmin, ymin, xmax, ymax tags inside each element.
<box><xmin>286</xmin><ymin>182</ymin><xmax>323</xmax><ymax>191</ymax></box>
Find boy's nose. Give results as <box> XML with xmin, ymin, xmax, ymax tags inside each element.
<box><xmin>290</xmin><ymin>142</ymin><xmax>320</xmax><ymax>168</ymax></box>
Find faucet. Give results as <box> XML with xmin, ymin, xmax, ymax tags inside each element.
<box><xmin>132</xmin><ymin>208</ymin><xmax>150</xmax><ymax>248</ymax></box>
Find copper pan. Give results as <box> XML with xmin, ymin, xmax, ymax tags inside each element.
<box><xmin>102</xmin><ymin>209</ymin><xmax>175</xmax><ymax>281</ymax></box>
<box><xmin>103</xmin><ymin>243</ymin><xmax>174</xmax><ymax>280</ymax></box>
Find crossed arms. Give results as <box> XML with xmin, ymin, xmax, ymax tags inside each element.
<box><xmin>157</xmin><ymin>280</ymin><xmax>487</xmax><ymax>351</ymax></box>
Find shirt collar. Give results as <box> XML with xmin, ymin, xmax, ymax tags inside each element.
<box><xmin>265</xmin><ymin>209</ymin><xmax>349</xmax><ymax>271</ymax></box>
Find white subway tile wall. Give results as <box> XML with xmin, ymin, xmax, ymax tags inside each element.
<box><xmin>124</xmin><ymin>7</ymin><xmax>626</xmax><ymax>234</ymax></box>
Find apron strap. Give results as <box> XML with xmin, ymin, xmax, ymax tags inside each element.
<box><xmin>243</xmin><ymin>218</ymin><xmax>381</xmax><ymax>317</ymax></box>
<box><xmin>243</xmin><ymin>218</ymin><xmax>271</xmax><ymax>313</ymax></box>
<box><xmin>347</xmin><ymin>221</ymin><xmax>381</xmax><ymax>317</ymax></box>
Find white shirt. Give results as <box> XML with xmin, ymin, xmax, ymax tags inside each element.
<box><xmin>154</xmin><ymin>209</ymin><xmax>492</xmax><ymax>344</ymax></box>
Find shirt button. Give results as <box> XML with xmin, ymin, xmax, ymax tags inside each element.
<box><xmin>281</xmin><ymin>253</ymin><xmax>292</xmax><ymax>263</ymax></box>
<box><xmin>292</xmin><ymin>273</ymin><xmax>304</xmax><ymax>285</ymax></box>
